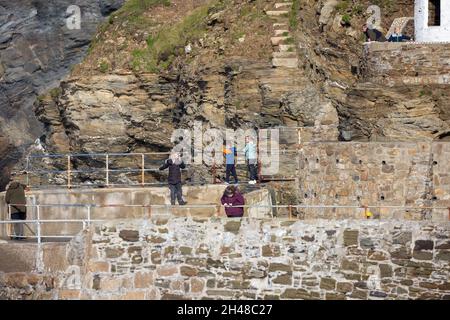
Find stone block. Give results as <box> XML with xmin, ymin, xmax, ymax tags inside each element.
<box><xmin>224</xmin><ymin>221</ymin><xmax>241</xmax><ymax>234</ymax></box>
<box><xmin>180</xmin><ymin>266</ymin><xmax>198</xmax><ymax>277</ymax></box>
<box><xmin>88</xmin><ymin>261</ymin><xmax>110</xmax><ymax>273</ymax></box>
<box><xmin>392</xmin><ymin>231</ymin><xmax>412</xmax><ymax>245</ymax></box>
<box><xmin>269</xmin><ymin>263</ymin><xmax>292</xmax><ymax>273</ymax></box>
<box><xmin>134</xmin><ymin>272</ymin><xmax>153</xmax><ymax>288</ymax></box>
<box><xmin>100</xmin><ymin>277</ymin><xmax>122</xmax><ymax>291</ymax></box>
<box><xmin>344</xmin><ymin>230</ymin><xmax>359</xmax><ymax>246</ymax></box>
<box><xmin>414</xmin><ymin>240</ymin><xmax>434</xmax><ymax>251</ymax></box>
<box><xmin>281</xmin><ymin>289</ymin><xmax>319</xmax><ymax>300</ymax></box>
<box><xmin>156</xmin><ymin>265</ymin><xmax>178</xmax><ymax>277</ymax></box>
<box><xmin>119</xmin><ymin>230</ymin><xmax>139</xmax><ymax>242</ymax></box>
<box><xmin>191</xmin><ymin>278</ymin><xmax>205</xmax><ymax>293</ymax></box>
<box><xmin>336</xmin><ymin>282</ymin><xmax>353</xmax><ymax>293</ymax></box>
<box><xmin>58</xmin><ymin>289</ymin><xmax>81</xmax><ymax>300</ymax></box>
<box><xmin>436</xmin><ymin>250</ymin><xmax>450</xmax><ymax>261</ymax></box>
<box><xmin>105</xmin><ymin>247</ymin><xmax>124</xmax><ymax>259</ymax></box>
<box><xmin>412</xmin><ymin>250</ymin><xmax>433</xmax><ymax>260</ymax></box>
<box><xmin>325</xmin><ymin>292</ymin><xmax>346</xmax><ymax>300</ymax></box>
<box><xmin>379</xmin><ymin>264</ymin><xmax>392</xmax><ymax>278</ymax></box>
<box><xmin>320</xmin><ymin>277</ymin><xmax>336</xmax><ymax>290</ymax></box>
<box><xmin>350</xmin><ymin>289</ymin><xmax>368</xmax><ymax>300</ymax></box>
<box><xmin>273</xmin><ymin>274</ymin><xmax>292</xmax><ymax>285</ymax></box>
<box><xmin>121</xmin><ymin>290</ymin><xmax>146</xmax><ymax>300</ymax></box>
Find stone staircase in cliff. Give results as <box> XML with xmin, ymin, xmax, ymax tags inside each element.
<box><xmin>267</xmin><ymin>1</ymin><xmax>299</xmax><ymax>69</ymax></box>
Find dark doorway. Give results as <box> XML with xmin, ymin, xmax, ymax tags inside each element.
<box><xmin>428</xmin><ymin>0</ymin><xmax>441</xmax><ymax>26</ymax></box>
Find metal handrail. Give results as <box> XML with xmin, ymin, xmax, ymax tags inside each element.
<box><xmin>3</xmin><ymin>202</ymin><xmax>449</xmax><ymax>243</ymax></box>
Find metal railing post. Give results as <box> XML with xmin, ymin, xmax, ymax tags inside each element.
<box><xmin>26</xmin><ymin>156</ymin><xmax>30</xmax><ymax>188</ymax></box>
<box><xmin>67</xmin><ymin>155</ymin><xmax>71</xmax><ymax>189</ymax></box>
<box><xmin>105</xmin><ymin>154</ymin><xmax>109</xmax><ymax>187</ymax></box>
<box><xmin>86</xmin><ymin>205</ymin><xmax>91</xmax><ymax>228</ymax></box>
<box><xmin>141</xmin><ymin>154</ymin><xmax>145</xmax><ymax>187</ymax></box>
<box><xmin>7</xmin><ymin>204</ymin><xmax>11</xmax><ymax>238</ymax></box>
<box><xmin>36</xmin><ymin>205</ymin><xmax>41</xmax><ymax>244</ymax></box>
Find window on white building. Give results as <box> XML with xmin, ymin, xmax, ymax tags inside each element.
<box><xmin>428</xmin><ymin>0</ymin><xmax>441</xmax><ymax>26</ymax></box>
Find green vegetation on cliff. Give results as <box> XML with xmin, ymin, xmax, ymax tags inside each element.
<box><xmin>132</xmin><ymin>1</ymin><xmax>218</xmax><ymax>72</ymax></box>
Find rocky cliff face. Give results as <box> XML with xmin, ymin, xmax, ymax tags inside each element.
<box><xmin>294</xmin><ymin>0</ymin><xmax>449</xmax><ymax>141</ymax></box>
<box><xmin>8</xmin><ymin>0</ymin><xmax>450</xmax><ymax>186</ymax></box>
<box><xmin>0</xmin><ymin>0</ymin><xmax>124</xmax><ymax>188</ymax></box>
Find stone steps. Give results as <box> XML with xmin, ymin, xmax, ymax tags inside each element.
<box><xmin>266</xmin><ymin>10</ymin><xmax>289</xmax><ymax>16</ymax></box>
<box><xmin>274</xmin><ymin>29</ymin><xmax>290</xmax><ymax>36</ymax></box>
<box><xmin>267</xmin><ymin>1</ymin><xmax>298</xmax><ymax>69</ymax></box>
<box><xmin>271</xmin><ymin>36</ymin><xmax>289</xmax><ymax>46</ymax></box>
<box><xmin>275</xmin><ymin>2</ymin><xmax>293</xmax><ymax>9</ymax></box>
<box><xmin>273</xmin><ymin>23</ymin><xmax>288</xmax><ymax>29</ymax></box>
<box><xmin>272</xmin><ymin>58</ymin><xmax>299</xmax><ymax>68</ymax></box>
<box><xmin>272</xmin><ymin>51</ymin><xmax>298</xmax><ymax>58</ymax></box>
<box><xmin>279</xmin><ymin>44</ymin><xmax>296</xmax><ymax>52</ymax></box>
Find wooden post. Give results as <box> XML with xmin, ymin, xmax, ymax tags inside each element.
<box><xmin>67</xmin><ymin>155</ymin><xmax>71</xmax><ymax>189</ymax></box>
<box><xmin>141</xmin><ymin>154</ymin><xmax>145</xmax><ymax>187</ymax></box>
<box><xmin>288</xmin><ymin>205</ymin><xmax>293</xmax><ymax>220</ymax></box>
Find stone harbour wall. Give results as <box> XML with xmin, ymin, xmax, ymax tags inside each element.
<box><xmin>2</xmin><ymin>218</ymin><xmax>448</xmax><ymax>300</ymax></box>
<box><xmin>297</xmin><ymin>142</ymin><xmax>450</xmax><ymax>221</ymax></box>
<box><xmin>361</xmin><ymin>42</ymin><xmax>450</xmax><ymax>86</ymax></box>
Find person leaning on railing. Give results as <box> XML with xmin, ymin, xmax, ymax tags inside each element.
<box><xmin>221</xmin><ymin>185</ymin><xmax>245</xmax><ymax>218</ymax></box>
<box><xmin>5</xmin><ymin>179</ymin><xmax>28</xmax><ymax>240</ymax></box>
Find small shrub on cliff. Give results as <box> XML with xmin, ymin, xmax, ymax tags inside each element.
<box><xmin>49</xmin><ymin>88</ymin><xmax>62</xmax><ymax>99</ymax></box>
<box><xmin>341</xmin><ymin>14</ymin><xmax>352</xmax><ymax>26</ymax></box>
<box><xmin>99</xmin><ymin>61</ymin><xmax>110</xmax><ymax>73</ymax></box>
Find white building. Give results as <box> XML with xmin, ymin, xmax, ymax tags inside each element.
<box><xmin>415</xmin><ymin>0</ymin><xmax>450</xmax><ymax>42</ymax></box>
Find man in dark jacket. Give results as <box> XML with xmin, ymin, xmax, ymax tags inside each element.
<box><xmin>5</xmin><ymin>180</ymin><xmax>27</xmax><ymax>240</ymax></box>
<box><xmin>362</xmin><ymin>24</ymin><xmax>387</xmax><ymax>42</ymax></box>
<box><xmin>159</xmin><ymin>153</ymin><xmax>187</xmax><ymax>205</ymax></box>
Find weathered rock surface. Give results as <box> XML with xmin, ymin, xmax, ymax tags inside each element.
<box><xmin>0</xmin><ymin>0</ymin><xmax>124</xmax><ymax>189</ymax></box>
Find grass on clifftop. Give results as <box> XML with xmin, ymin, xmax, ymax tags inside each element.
<box><xmin>131</xmin><ymin>1</ymin><xmax>218</xmax><ymax>72</ymax></box>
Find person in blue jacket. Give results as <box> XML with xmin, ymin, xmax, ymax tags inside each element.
<box><xmin>223</xmin><ymin>143</ymin><xmax>238</xmax><ymax>184</ymax></box>
<box><xmin>243</xmin><ymin>136</ymin><xmax>258</xmax><ymax>184</ymax></box>
<box><xmin>388</xmin><ymin>26</ymin><xmax>411</xmax><ymax>42</ymax></box>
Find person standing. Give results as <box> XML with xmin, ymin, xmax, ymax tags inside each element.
<box><xmin>159</xmin><ymin>153</ymin><xmax>187</xmax><ymax>205</ymax></box>
<box><xmin>362</xmin><ymin>24</ymin><xmax>387</xmax><ymax>42</ymax></box>
<box><xmin>221</xmin><ymin>185</ymin><xmax>245</xmax><ymax>218</ymax></box>
<box><xmin>223</xmin><ymin>143</ymin><xmax>238</xmax><ymax>184</ymax></box>
<box><xmin>5</xmin><ymin>180</ymin><xmax>27</xmax><ymax>240</ymax></box>
<box><xmin>243</xmin><ymin>136</ymin><xmax>258</xmax><ymax>184</ymax></box>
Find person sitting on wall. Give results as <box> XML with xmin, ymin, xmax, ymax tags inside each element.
<box><xmin>5</xmin><ymin>179</ymin><xmax>28</xmax><ymax>240</ymax></box>
<box><xmin>159</xmin><ymin>152</ymin><xmax>187</xmax><ymax>206</ymax></box>
<box><xmin>221</xmin><ymin>185</ymin><xmax>245</xmax><ymax>218</ymax></box>
<box><xmin>388</xmin><ymin>26</ymin><xmax>412</xmax><ymax>42</ymax></box>
<box><xmin>362</xmin><ymin>24</ymin><xmax>387</xmax><ymax>42</ymax></box>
